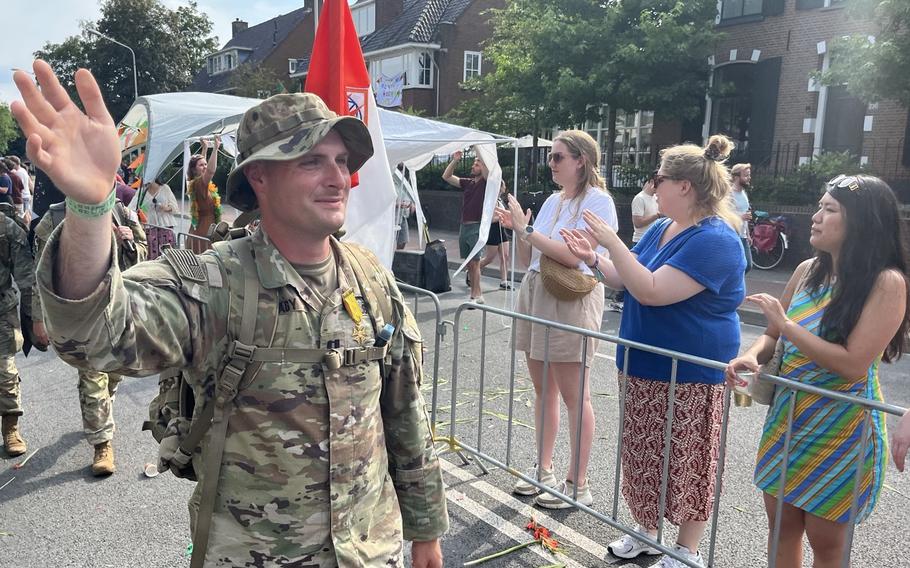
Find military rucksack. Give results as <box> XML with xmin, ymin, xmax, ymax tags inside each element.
<box><xmin>141</xmin><ymin>236</ymin><xmax>397</xmax><ymax>567</ymax></box>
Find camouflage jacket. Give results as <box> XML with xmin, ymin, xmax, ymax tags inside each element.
<box><xmin>36</xmin><ymin>226</ymin><xmax>448</xmax><ymax>566</ymax></box>
<box><xmin>0</xmin><ymin>213</ymin><xmax>34</xmax><ymax>318</ymax></box>
<box><xmin>32</xmin><ymin>202</ymin><xmax>147</xmax><ymax>322</ymax></box>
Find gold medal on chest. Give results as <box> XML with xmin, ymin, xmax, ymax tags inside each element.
<box><xmin>343</xmin><ymin>289</ymin><xmax>369</xmax><ymax>346</ymax></box>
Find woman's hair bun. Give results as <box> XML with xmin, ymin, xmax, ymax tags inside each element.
<box><xmin>703</xmin><ymin>135</ymin><xmax>734</xmax><ymax>162</ymax></box>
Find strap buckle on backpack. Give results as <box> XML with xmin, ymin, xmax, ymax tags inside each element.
<box><xmin>324</xmin><ymin>345</ymin><xmax>389</xmax><ymax>370</ymax></box>
<box><xmin>217</xmin><ymin>341</ymin><xmax>256</xmax><ymax>405</ymax></box>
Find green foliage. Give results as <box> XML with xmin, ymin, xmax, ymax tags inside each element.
<box><xmin>449</xmin><ymin>0</ymin><xmax>721</xmax><ymax>134</ymax></box>
<box><xmin>818</xmin><ymin>0</ymin><xmax>910</xmax><ymax>105</ymax></box>
<box><xmin>0</xmin><ymin>105</ymin><xmax>23</xmax><ymax>156</ymax></box>
<box><xmin>750</xmin><ymin>152</ymin><xmax>874</xmax><ymax>205</ymax></box>
<box><xmin>36</xmin><ymin>0</ymin><xmax>218</xmax><ymax>122</ymax></box>
<box><xmin>229</xmin><ymin>64</ymin><xmax>285</xmax><ymax>99</ymax></box>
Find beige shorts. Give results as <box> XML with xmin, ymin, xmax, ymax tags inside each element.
<box><xmin>515</xmin><ymin>271</ymin><xmax>604</xmax><ymax>367</ymax></box>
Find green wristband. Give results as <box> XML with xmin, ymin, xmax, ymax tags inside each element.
<box><xmin>65</xmin><ymin>186</ymin><xmax>117</xmax><ymax>218</ymax></box>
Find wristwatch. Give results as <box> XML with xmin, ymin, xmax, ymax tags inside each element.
<box><xmin>523</xmin><ymin>225</ymin><xmax>534</xmax><ymax>239</ymax></box>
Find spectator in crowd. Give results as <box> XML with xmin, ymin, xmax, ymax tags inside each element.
<box><xmin>480</xmin><ymin>181</ymin><xmax>512</xmax><ymax>289</ymax></box>
<box><xmin>393</xmin><ymin>164</ymin><xmax>415</xmax><ymax>250</ymax></box>
<box><xmin>497</xmin><ymin>130</ymin><xmax>617</xmax><ymax>509</ymax></box>
<box><xmin>730</xmin><ymin>163</ymin><xmax>753</xmax><ymax>273</ymax></box>
<box><xmin>726</xmin><ymin>174</ymin><xmax>909</xmax><ymax>568</ymax></box>
<box><xmin>7</xmin><ymin>156</ymin><xmax>31</xmax><ymax>222</ymax></box>
<box><xmin>141</xmin><ymin>175</ymin><xmax>179</xmax><ymax>228</ymax></box>
<box><xmin>140</xmin><ymin>175</ymin><xmax>179</xmax><ymax>260</ymax></box>
<box><xmin>631</xmin><ymin>171</ymin><xmax>660</xmax><ymax>244</ymax></box>
<box><xmin>0</xmin><ymin>161</ymin><xmax>14</xmax><ymax>205</ymax></box>
<box><xmin>4</xmin><ymin>158</ymin><xmax>24</xmax><ymax>215</ymax></box>
<box><xmin>187</xmin><ymin>137</ymin><xmax>221</xmax><ymax>253</ymax></box>
<box><xmin>443</xmin><ymin>150</ymin><xmax>488</xmax><ymax>303</ymax></box>
<box><xmin>562</xmin><ymin>135</ymin><xmax>745</xmax><ymax>567</ymax></box>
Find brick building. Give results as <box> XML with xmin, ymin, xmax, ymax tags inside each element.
<box><xmin>705</xmin><ymin>0</ymin><xmax>910</xmax><ymax>196</ymax></box>
<box><xmin>289</xmin><ymin>0</ymin><xmax>503</xmax><ymax>117</ymax></box>
<box><xmin>191</xmin><ymin>7</ymin><xmax>314</xmax><ymax>95</ymax></box>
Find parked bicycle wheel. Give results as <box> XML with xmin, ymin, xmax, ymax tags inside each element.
<box><xmin>751</xmin><ymin>233</ymin><xmax>786</xmax><ymax>270</ymax></box>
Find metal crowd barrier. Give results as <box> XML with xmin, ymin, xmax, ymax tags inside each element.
<box><xmin>177</xmin><ymin>232</ymin><xmax>211</xmax><ymax>250</ymax></box>
<box><xmin>396</xmin><ymin>282</ymin><xmax>487</xmax><ymax>472</ymax></box>
<box><xmin>446</xmin><ymin>301</ymin><xmax>906</xmax><ymax>568</ymax></box>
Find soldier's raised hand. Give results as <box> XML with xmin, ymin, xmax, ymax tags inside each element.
<box><xmin>10</xmin><ymin>60</ymin><xmax>120</xmax><ymax>206</ymax></box>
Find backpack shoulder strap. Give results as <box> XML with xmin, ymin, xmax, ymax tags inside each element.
<box><xmin>189</xmin><ymin>236</ymin><xmax>266</xmax><ymax>568</ymax></box>
<box><xmin>340</xmin><ymin>241</ymin><xmax>394</xmax><ymax>332</ymax></box>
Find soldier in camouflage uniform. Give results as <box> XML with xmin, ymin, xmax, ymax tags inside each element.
<box><xmin>32</xmin><ymin>200</ymin><xmax>146</xmax><ymax>475</ymax></box>
<box><xmin>12</xmin><ymin>61</ymin><xmax>447</xmax><ymax>566</ymax></box>
<box><xmin>0</xmin><ymin>204</ymin><xmax>35</xmax><ymax>457</ymax></box>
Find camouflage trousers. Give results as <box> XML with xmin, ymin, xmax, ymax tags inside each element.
<box><xmin>77</xmin><ymin>369</ymin><xmax>122</xmax><ymax>446</ymax></box>
<box><xmin>0</xmin><ymin>308</ymin><xmax>23</xmax><ymax>417</ymax></box>
<box><xmin>0</xmin><ymin>356</ymin><xmax>22</xmax><ymax>416</ymax></box>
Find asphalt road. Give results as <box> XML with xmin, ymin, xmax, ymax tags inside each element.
<box><xmin>2</xmin><ymin>273</ymin><xmax>909</xmax><ymax>567</ymax></box>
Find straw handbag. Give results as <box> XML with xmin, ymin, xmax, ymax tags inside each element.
<box><xmin>539</xmin><ymin>254</ymin><xmax>597</xmax><ymax>301</ymax></box>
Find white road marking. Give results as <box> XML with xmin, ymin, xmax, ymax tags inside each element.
<box><xmin>441</xmin><ymin>458</ymin><xmax>613</xmax><ymax>562</ymax></box>
<box><xmin>445</xmin><ymin>487</ymin><xmax>589</xmax><ymax>568</ymax></box>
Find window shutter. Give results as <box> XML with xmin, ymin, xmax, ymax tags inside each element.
<box><xmin>763</xmin><ymin>0</ymin><xmax>785</xmax><ymax>16</ymax></box>
<box><xmin>749</xmin><ymin>57</ymin><xmax>782</xmax><ymax>167</ymax></box>
<box><xmin>796</xmin><ymin>0</ymin><xmax>824</xmax><ymax>10</ymax></box>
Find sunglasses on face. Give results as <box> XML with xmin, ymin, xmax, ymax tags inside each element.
<box><xmin>548</xmin><ymin>152</ymin><xmax>570</xmax><ymax>164</ymax></box>
<box><xmin>827</xmin><ymin>174</ymin><xmax>860</xmax><ymax>192</ymax></box>
<box><xmin>653</xmin><ymin>175</ymin><xmax>680</xmax><ymax>188</ymax></box>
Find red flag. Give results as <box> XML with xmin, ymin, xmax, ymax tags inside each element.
<box><xmin>304</xmin><ymin>0</ymin><xmax>398</xmax><ymax>265</ymax></box>
<box><xmin>305</xmin><ymin>0</ymin><xmax>370</xmax><ymax>187</ymax></box>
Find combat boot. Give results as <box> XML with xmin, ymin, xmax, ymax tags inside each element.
<box><xmin>2</xmin><ymin>415</ymin><xmax>26</xmax><ymax>457</ymax></box>
<box><xmin>92</xmin><ymin>441</ymin><xmax>115</xmax><ymax>476</ymax></box>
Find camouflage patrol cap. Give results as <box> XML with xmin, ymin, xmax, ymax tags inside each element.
<box><xmin>225</xmin><ymin>92</ymin><xmax>374</xmax><ymax>211</ymax></box>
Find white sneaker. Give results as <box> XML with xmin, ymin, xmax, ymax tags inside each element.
<box><xmin>655</xmin><ymin>545</ymin><xmax>704</xmax><ymax>568</ymax></box>
<box><xmin>512</xmin><ymin>465</ymin><xmax>558</xmax><ymax>496</ymax></box>
<box><xmin>473</xmin><ymin>296</ymin><xmax>486</xmax><ymax>305</ymax></box>
<box><xmin>535</xmin><ymin>479</ymin><xmax>593</xmax><ymax>509</ymax></box>
<box><xmin>607</xmin><ymin>526</ymin><xmax>662</xmax><ymax>559</ymax></box>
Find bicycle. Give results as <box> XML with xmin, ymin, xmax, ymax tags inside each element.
<box><xmin>749</xmin><ymin>210</ymin><xmax>790</xmax><ymax>270</ymax></box>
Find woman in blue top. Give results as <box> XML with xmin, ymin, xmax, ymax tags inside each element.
<box><xmin>562</xmin><ymin>135</ymin><xmax>746</xmax><ymax>568</ymax></box>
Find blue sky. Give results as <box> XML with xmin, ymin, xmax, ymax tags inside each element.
<box><xmin>0</xmin><ymin>0</ymin><xmax>306</xmax><ymax>104</ymax></box>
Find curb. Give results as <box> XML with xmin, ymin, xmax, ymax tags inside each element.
<box><xmin>444</xmin><ymin>258</ymin><xmax>769</xmax><ymax>328</ymax></box>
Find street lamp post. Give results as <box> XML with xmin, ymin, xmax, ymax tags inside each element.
<box><xmin>87</xmin><ymin>28</ymin><xmax>138</xmax><ymax>101</ymax></box>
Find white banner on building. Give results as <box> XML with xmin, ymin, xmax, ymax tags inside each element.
<box><xmin>375</xmin><ymin>73</ymin><xmax>404</xmax><ymax>108</ymax></box>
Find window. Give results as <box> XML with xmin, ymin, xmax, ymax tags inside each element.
<box><xmin>463</xmin><ymin>51</ymin><xmax>482</xmax><ymax>81</ymax></box>
<box><xmin>721</xmin><ymin>0</ymin><xmax>763</xmax><ymax>20</ymax></box>
<box><xmin>418</xmin><ymin>52</ymin><xmax>432</xmax><ymax>86</ymax></box>
<box><xmin>225</xmin><ymin>53</ymin><xmax>235</xmax><ymax>70</ymax></box>
<box><xmin>822</xmin><ymin>85</ymin><xmax>865</xmax><ymax>156</ymax></box>
<box><xmin>583</xmin><ymin>108</ymin><xmax>654</xmax><ymax>168</ymax></box>
<box><xmin>351</xmin><ymin>2</ymin><xmax>376</xmax><ymax>37</ymax></box>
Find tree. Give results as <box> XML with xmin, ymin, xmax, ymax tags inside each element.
<box><xmin>450</xmin><ymin>0</ymin><xmax>721</xmax><ymax>187</ymax></box>
<box><xmin>819</xmin><ymin>0</ymin><xmax>910</xmax><ymax>105</ymax></box>
<box><xmin>0</xmin><ymin>105</ymin><xmax>23</xmax><ymax>155</ymax></box>
<box><xmin>229</xmin><ymin>64</ymin><xmax>287</xmax><ymax>99</ymax></box>
<box><xmin>36</xmin><ymin>0</ymin><xmax>218</xmax><ymax>121</ymax></box>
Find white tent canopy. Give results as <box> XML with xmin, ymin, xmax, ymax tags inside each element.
<box><xmin>118</xmin><ymin>92</ymin><xmax>516</xmax><ymax>272</ymax></box>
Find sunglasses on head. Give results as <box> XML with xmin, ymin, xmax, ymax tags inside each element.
<box><xmin>827</xmin><ymin>174</ymin><xmax>861</xmax><ymax>192</ymax></box>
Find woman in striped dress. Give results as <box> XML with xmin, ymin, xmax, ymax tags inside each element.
<box><xmin>727</xmin><ymin>175</ymin><xmax>910</xmax><ymax>567</ymax></box>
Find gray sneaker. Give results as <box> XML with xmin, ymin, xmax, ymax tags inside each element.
<box><xmin>512</xmin><ymin>465</ymin><xmax>558</xmax><ymax>496</ymax></box>
<box><xmin>535</xmin><ymin>479</ymin><xmax>593</xmax><ymax>509</ymax></box>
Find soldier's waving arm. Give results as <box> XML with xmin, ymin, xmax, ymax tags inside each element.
<box><xmin>11</xmin><ymin>60</ymin><xmax>121</xmax><ymax>300</ymax></box>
